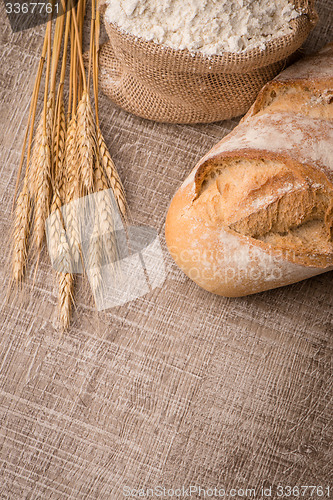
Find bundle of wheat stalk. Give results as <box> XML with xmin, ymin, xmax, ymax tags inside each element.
<box><xmin>12</xmin><ymin>0</ymin><xmax>127</xmax><ymax>329</ymax></box>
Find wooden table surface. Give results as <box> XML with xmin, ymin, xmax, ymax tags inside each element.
<box><xmin>0</xmin><ymin>1</ymin><xmax>332</xmax><ymax>498</ymax></box>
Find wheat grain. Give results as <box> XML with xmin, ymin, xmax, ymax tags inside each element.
<box><xmin>77</xmin><ymin>91</ymin><xmax>96</xmax><ymax>193</ymax></box>
<box><xmin>12</xmin><ymin>181</ymin><xmax>31</xmax><ymax>283</ymax></box>
<box><xmin>97</xmin><ymin>127</ymin><xmax>127</xmax><ymax>220</ymax></box>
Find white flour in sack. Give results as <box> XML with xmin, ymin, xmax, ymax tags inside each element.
<box><xmin>105</xmin><ymin>0</ymin><xmax>302</xmax><ymax>55</ymax></box>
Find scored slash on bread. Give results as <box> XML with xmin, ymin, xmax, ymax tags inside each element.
<box><xmin>165</xmin><ymin>42</ymin><xmax>333</xmax><ymax>297</ymax></box>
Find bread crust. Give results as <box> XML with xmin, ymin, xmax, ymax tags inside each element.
<box><xmin>246</xmin><ymin>42</ymin><xmax>333</xmax><ymax>119</ymax></box>
<box><xmin>165</xmin><ymin>42</ymin><xmax>333</xmax><ymax>297</ymax></box>
<box><xmin>165</xmin><ymin>183</ymin><xmax>330</xmax><ymax>297</ymax></box>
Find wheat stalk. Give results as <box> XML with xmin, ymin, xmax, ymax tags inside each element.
<box><xmin>13</xmin><ymin>31</ymin><xmax>49</xmax><ymax>209</ymax></box>
<box><xmin>50</xmin><ymin>10</ymin><xmax>78</xmax><ymax>330</ymax></box>
<box><xmin>55</xmin><ymin>18</ymin><xmax>76</xmax><ymax>330</ymax></box>
<box><xmin>30</xmin><ymin>25</ymin><xmax>54</xmax><ymax>251</ymax></box>
<box><xmin>11</xmin><ymin>21</ymin><xmax>52</xmax><ymax>285</ymax></box>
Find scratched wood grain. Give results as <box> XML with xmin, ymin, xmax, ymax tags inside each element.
<box><xmin>0</xmin><ymin>2</ymin><xmax>332</xmax><ymax>498</ymax></box>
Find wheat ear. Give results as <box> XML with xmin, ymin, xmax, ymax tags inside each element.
<box><xmin>52</xmin><ymin>102</ymin><xmax>67</xmax><ymax>196</ymax></box>
<box><xmin>77</xmin><ymin>91</ymin><xmax>96</xmax><ymax>193</ymax></box>
<box><xmin>51</xmin><ymin>105</ymin><xmax>74</xmax><ymax>331</ymax></box>
<box><xmin>65</xmin><ymin>116</ymin><xmax>79</xmax><ymax>199</ymax></box>
<box><xmin>49</xmin><ymin>103</ymin><xmax>70</xmax><ymax>272</ymax></box>
<box><xmin>86</xmin><ymin>162</ymin><xmax>106</xmax><ymax>299</ymax></box>
<box><xmin>33</xmin><ymin>135</ymin><xmax>52</xmax><ymax>250</ymax></box>
<box><xmin>58</xmin><ymin>271</ymin><xmax>74</xmax><ymax>330</ymax></box>
<box><xmin>94</xmin><ymin>162</ymin><xmax>118</xmax><ymax>264</ymax></box>
<box><xmin>12</xmin><ymin>180</ymin><xmax>31</xmax><ymax>283</ymax></box>
<box><xmin>63</xmin><ymin>116</ymin><xmax>82</xmax><ymax>267</ymax></box>
<box><xmin>97</xmin><ymin>128</ymin><xmax>127</xmax><ymax>220</ymax></box>
<box><xmin>87</xmin><ymin>210</ymin><xmax>104</xmax><ymax>302</ymax></box>
<box><xmin>29</xmin><ymin>95</ymin><xmax>54</xmax><ymax>196</ymax></box>
<box><xmin>11</xmin><ymin>25</ymin><xmax>52</xmax><ymax>281</ymax></box>
<box><xmin>55</xmin><ymin>7</ymin><xmax>75</xmax><ymax>330</ymax></box>
<box><xmin>87</xmin><ymin>161</ymin><xmax>121</xmax><ymax>305</ymax></box>
<box><xmin>58</xmin><ymin>117</ymin><xmax>80</xmax><ymax>328</ymax></box>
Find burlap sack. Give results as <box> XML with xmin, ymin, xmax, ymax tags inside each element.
<box><xmin>99</xmin><ymin>0</ymin><xmax>317</xmax><ymax>124</ymax></box>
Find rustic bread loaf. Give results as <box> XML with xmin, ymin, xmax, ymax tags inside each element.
<box><xmin>165</xmin><ymin>42</ymin><xmax>333</xmax><ymax>297</ymax></box>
